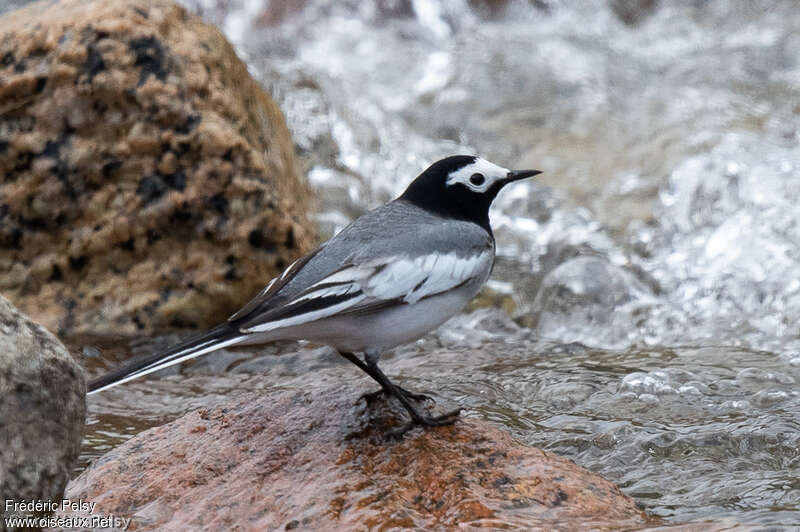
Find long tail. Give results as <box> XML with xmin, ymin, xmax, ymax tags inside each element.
<box><xmin>87</xmin><ymin>324</ymin><xmax>244</xmax><ymax>394</ymax></box>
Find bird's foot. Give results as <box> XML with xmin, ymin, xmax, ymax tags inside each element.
<box><xmin>387</xmin><ymin>407</ymin><xmax>462</xmax><ymax>438</ymax></box>
<box><xmin>361</xmin><ymin>385</ymin><xmax>433</xmax><ymax>404</ymax></box>
<box><xmin>346</xmin><ymin>356</ymin><xmax>459</xmax><ymax>437</ymax></box>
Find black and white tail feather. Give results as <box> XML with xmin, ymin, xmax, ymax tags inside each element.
<box><xmin>87</xmin><ymin>250</ymin><xmax>318</xmax><ymax>394</ymax></box>
<box><xmin>87</xmin><ymin>323</ymin><xmax>242</xmax><ymax>394</ymax></box>
<box><xmin>87</xmin><ymin>253</ymin><xmax>313</xmax><ymax>395</ymax></box>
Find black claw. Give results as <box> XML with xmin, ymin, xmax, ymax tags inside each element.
<box><xmin>360</xmin><ymin>386</ymin><xmax>434</xmax><ymax>404</ymax></box>
<box><xmin>387</xmin><ymin>408</ymin><xmax>462</xmax><ymax>438</ymax></box>
<box><xmin>360</xmin><ymin>389</ymin><xmax>384</xmax><ymax>403</ymax></box>
<box><xmin>401</xmin><ymin>388</ymin><xmax>434</xmax><ymax>403</ymax></box>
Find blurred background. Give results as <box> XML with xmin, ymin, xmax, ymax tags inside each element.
<box><xmin>4</xmin><ymin>0</ymin><xmax>799</xmax><ymax>527</ymax></box>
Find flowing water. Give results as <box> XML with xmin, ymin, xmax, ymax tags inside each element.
<box><xmin>38</xmin><ymin>0</ymin><xmax>800</xmax><ymax>527</ymax></box>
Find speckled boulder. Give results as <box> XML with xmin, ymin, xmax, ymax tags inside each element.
<box><xmin>0</xmin><ymin>295</ymin><xmax>86</xmax><ymax>528</ymax></box>
<box><xmin>64</xmin><ymin>384</ymin><xmax>647</xmax><ymax>530</ymax></box>
<box><xmin>0</xmin><ymin>0</ymin><xmax>315</xmax><ymax>336</ymax></box>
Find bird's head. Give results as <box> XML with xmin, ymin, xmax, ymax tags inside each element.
<box><xmin>399</xmin><ymin>155</ymin><xmax>541</xmax><ymax>231</ymax></box>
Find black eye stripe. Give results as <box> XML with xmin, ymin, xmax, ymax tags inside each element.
<box><xmin>469</xmin><ymin>173</ymin><xmax>485</xmax><ymax>186</ymax></box>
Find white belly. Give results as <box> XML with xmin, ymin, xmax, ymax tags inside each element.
<box><xmin>253</xmin><ymin>281</ymin><xmax>480</xmax><ymax>354</ymax></box>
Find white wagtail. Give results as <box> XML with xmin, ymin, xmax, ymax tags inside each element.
<box><xmin>88</xmin><ymin>155</ymin><xmax>540</xmax><ymax>433</ymax></box>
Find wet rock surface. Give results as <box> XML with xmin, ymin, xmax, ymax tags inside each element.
<box><xmin>0</xmin><ymin>0</ymin><xmax>315</xmax><ymax>336</ymax></box>
<box><xmin>67</xmin><ymin>384</ymin><xmax>646</xmax><ymax>530</ymax></box>
<box><xmin>0</xmin><ymin>295</ymin><xmax>86</xmax><ymax>528</ymax></box>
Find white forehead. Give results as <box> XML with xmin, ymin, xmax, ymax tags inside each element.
<box><xmin>445</xmin><ymin>157</ymin><xmax>510</xmax><ymax>191</ymax></box>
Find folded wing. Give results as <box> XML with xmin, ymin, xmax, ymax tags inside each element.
<box><xmin>240</xmin><ymin>250</ymin><xmax>492</xmax><ymax>334</ymax></box>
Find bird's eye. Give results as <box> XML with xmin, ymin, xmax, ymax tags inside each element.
<box><xmin>469</xmin><ymin>173</ymin><xmax>485</xmax><ymax>186</ymax></box>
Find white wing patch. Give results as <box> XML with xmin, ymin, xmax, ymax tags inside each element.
<box><xmin>242</xmin><ymin>250</ymin><xmax>493</xmax><ymax>334</ymax></box>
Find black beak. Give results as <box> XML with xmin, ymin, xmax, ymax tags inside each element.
<box><xmin>505</xmin><ymin>169</ymin><xmax>542</xmax><ymax>183</ymax></box>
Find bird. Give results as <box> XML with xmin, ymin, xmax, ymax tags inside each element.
<box><xmin>88</xmin><ymin>155</ymin><xmax>541</xmax><ymax>434</ymax></box>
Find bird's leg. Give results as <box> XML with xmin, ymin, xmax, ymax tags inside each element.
<box><xmin>338</xmin><ymin>352</ymin><xmax>432</xmax><ymax>402</ymax></box>
<box><xmin>358</xmin><ymin>356</ymin><xmax>461</xmax><ymax>436</ymax></box>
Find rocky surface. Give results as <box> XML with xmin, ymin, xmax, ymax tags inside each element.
<box><xmin>0</xmin><ymin>0</ymin><xmax>315</xmax><ymax>336</ymax></box>
<box><xmin>67</xmin><ymin>384</ymin><xmax>647</xmax><ymax>530</ymax></box>
<box><xmin>0</xmin><ymin>295</ymin><xmax>86</xmax><ymax>529</ymax></box>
